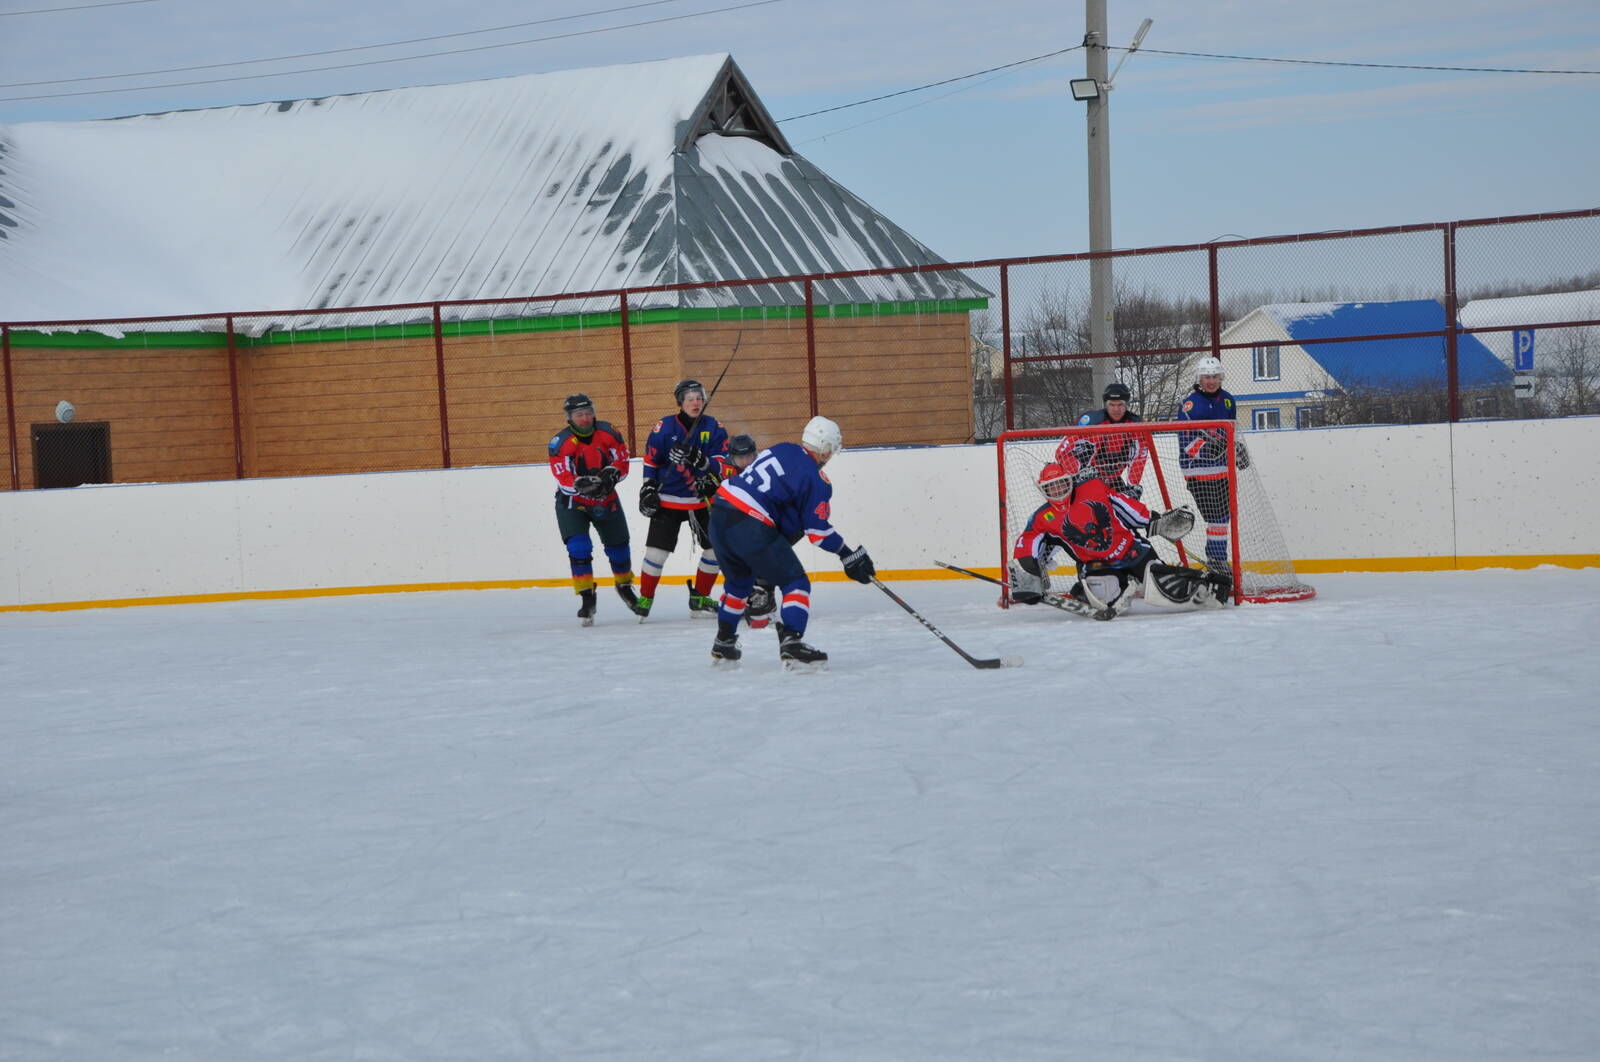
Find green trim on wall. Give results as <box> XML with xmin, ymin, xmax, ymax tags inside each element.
<box><xmin>8</xmin><ymin>298</ymin><xmax>990</xmax><ymax>349</ymax></box>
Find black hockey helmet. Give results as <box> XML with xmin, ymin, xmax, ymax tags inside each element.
<box><xmin>674</xmin><ymin>378</ymin><xmax>706</xmax><ymax>406</ymax></box>
<box><xmin>1102</xmin><ymin>382</ymin><xmax>1132</xmax><ymax>404</ymax></box>
<box><xmin>727</xmin><ymin>433</ymin><xmax>758</xmax><ymax>458</ymax></box>
<box><xmin>563</xmin><ymin>392</ymin><xmax>594</xmax><ymax>417</ymax></box>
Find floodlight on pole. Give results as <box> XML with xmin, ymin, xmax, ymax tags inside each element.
<box><xmin>1069</xmin><ymin>78</ymin><xmax>1101</xmax><ymax>102</ymax></box>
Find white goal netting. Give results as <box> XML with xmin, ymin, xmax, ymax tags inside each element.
<box><xmin>997</xmin><ymin>422</ymin><xmax>1315</xmax><ymax>604</ymax></box>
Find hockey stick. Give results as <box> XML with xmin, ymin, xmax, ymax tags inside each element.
<box><xmin>680</xmin><ymin>329</ymin><xmax>744</xmax><ymax>540</ymax></box>
<box><xmin>870</xmin><ymin>577</ymin><xmax>1021</xmax><ymax>669</ymax></box>
<box><xmin>934</xmin><ymin>561</ymin><xmax>1113</xmax><ymax>620</ymax></box>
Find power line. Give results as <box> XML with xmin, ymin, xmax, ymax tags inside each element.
<box><xmin>777</xmin><ymin>39</ymin><xmax>1599</xmax><ymax>132</ymax></box>
<box><xmin>795</xmin><ymin>67</ymin><xmax>1020</xmax><ymax>145</ymax></box>
<box><xmin>0</xmin><ymin>0</ymin><xmax>783</xmax><ymax>104</ymax></box>
<box><xmin>779</xmin><ymin>45</ymin><xmax>1082</xmax><ymax>121</ymax></box>
<box><xmin>1</xmin><ymin>0</ymin><xmax>154</xmax><ymax>14</ymax></box>
<box><xmin>1129</xmin><ymin>45</ymin><xmax>1600</xmax><ymax>77</ymax></box>
<box><xmin>2</xmin><ymin>0</ymin><xmax>684</xmax><ymax>89</ymax></box>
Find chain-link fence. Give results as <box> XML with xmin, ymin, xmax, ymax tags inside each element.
<box><xmin>3</xmin><ymin>208</ymin><xmax>1596</xmax><ymax>489</ymax></box>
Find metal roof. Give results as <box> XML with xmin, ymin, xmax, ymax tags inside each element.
<box><xmin>1259</xmin><ymin>300</ymin><xmax>1512</xmax><ymax>390</ymax></box>
<box><xmin>0</xmin><ymin>54</ymin><xmax>985</xmax><ymax>330</ymax></box>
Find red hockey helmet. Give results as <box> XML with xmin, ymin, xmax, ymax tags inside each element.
<box><xmin>1037</xmin><ymin>461</ymin><xmax>1074</xmax><ymax>502</ymax></box>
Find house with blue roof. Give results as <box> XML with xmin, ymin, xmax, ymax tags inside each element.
<box><xmin>1215</xmin><ymin>299</ymin><xmax>1513</xmax><ymax>430</ymax></box>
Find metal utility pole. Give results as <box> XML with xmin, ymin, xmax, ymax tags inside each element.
<box><xmin>1084</xmin><ymin>0</ymin><xmax>1114</xmax><ymax>402</ymax></box>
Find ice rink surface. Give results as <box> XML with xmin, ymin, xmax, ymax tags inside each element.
<box><xmin>3</xmin><ymin>570</ymin><xmax>1598</xmax><ymax>1060</ymax></box>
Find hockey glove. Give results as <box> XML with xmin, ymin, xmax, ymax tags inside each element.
<box><xmin>1069</xmin><ymin>437</ymin><xmax>1096</xmax><ymax>467</ymax></box>
<box><xmin>669</xmin><ymin>444</ymin><xmax>710</xmax><ymax>473</ymax></box>
<box><xmin>599</xmin><ymin>465</ymin><xmax>622</xmax><ymax>490</ymax></box>
<box><xmin>1234</xmin><ymin>439</ymin><xmax>1251</xmax><ymax>470</ymax></box>
<box><xmin>841</xmin><ymin>545</ymin><xmax>875</xmax><ymax>584</ymax></box>
<box><xmin>1198</xmin><ymin>435</ymin><xmax>1227</xmax><ymax>463</ymax></box>
<box><xmin>638</xmin><ymin>481</ymin><xmax>661</xmax><ymax>518</ymax></box>
<box><xmin>574</xmin><ymin>475</ymin><xmax>607</xmax><ymax>499</ymax></box>
<box><xmin>1116</xmin><ymin>479</ymin><xmax>1143</xmax><ymax>501</ymax></box>
<box><xmin>1148</xmin><ymin>506</ymin><xmax>1196</xmax><ymax>542</ymax></box>
<box><xmin>694</xmin><ymin>470</ymin><xmax>722</xmax><ymax>499</ymax></box>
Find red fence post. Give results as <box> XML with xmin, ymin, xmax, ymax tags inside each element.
<box><xmin>1443</xmin><ymin>222</ymin><xmax>1460</xmax><ymax>423</ymax></box>
<box><xmin>620</xmin><ymin>291</ymin><xmax>636</xmax><ymax>445</ymax></box>
<box><xmin>1207</xmin><ymin>245</ymin><xmax>1222</xmax><ymax>359</ymax></box>
<box><xmin>1000</xmin><ymin>264</ymin><xmax>1015</xmax><ymax>431</ymax></box>
<box><xmin>804</xmin><ymin>278</ymin><xmax>819</xmax><ymax>418</ymax></box>
<box><xmin>2</xmin><ymin>324</ymin><xmax>17</xmax><ymax>490</ymax></box>
<box><xmin>225</xmin><ymin>315</ymin><xmax>245</xmax><ymax>479</ymax></box>
<box><xmin>433</xmin><ymin>304</ymin><xmax>452</xmax><ymax>469</ymax></box>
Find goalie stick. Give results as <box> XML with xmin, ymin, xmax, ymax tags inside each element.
<box><xmin>934</xmin><ymin>561</ymin><xmax>1116</xmax><ymax>621</ymax></box>
<box><xmin>870</xmin><ymin>578</ymin><xmax>1022</xmax><ymax>669</ymax></box>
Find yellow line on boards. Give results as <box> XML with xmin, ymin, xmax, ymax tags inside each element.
<box><xmin>3</xmin><ymin>557</ymin><xmax>1596</xmax><ymax>613</ymax></box>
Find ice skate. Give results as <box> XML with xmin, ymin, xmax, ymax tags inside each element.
<box><xmin>744</xmin><ymin>585</ymin><xmax>775</xmax><ymax>630</ymax></box>
<box><xmin>710</xmin><ymin>633</ymin><xmax>742</xmax><ymax>668</ymax></box>
<box><xmin>778</xmin><ymin>626</ymin><xmax>828</xmax><ymax>672</ymax></box>
<box><xmin>576</xmin><ymin>589</ymin><xmax>597</xmax><ymax>627</ymax></box>
<box><xmin>686</xmin><ymin>580</ymin><xmax>718</xmax><ymax>618</ymax></box>
<box><xmin>615</xmin><ymin>581</ymin><xmax>649</xmax><ymax>617</ymax></box>
<box><xmin>633</xmin><ymin>595</ymin><xmax>653</xmax><ymax>622</ymax></box>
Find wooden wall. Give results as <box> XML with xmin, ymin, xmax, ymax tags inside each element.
<box><xmin>2</xmin><ymin>311</ymin><xmax>974</xmax><ymax>487</ymax></box>
<box><xmin>5</xmin><ymin>344</ymin><xmax>237</xmax><ymax>489</ymax></box>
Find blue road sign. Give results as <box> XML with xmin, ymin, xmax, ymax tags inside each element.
<box><xmin>1513</xmin><ymin>329</ymin><xmax>1535</xmax><ymax>371</ymax></box>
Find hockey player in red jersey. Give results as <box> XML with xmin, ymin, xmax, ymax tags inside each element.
<box><xmin>548</xmin><ymin>393</ymin><xmax>642</xmax><ymax>625</ymax></box>
<box><xmin>1067</xmin><ymin>381</ymin><xmax>1148</xmax><ymax>496</ymax></box>
<box><xmin>1011</xmin><ymin>454</ymin><xmax>1228</xmax><ymax>619</ymax></box>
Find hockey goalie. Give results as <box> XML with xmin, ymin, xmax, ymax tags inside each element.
<box><xmin>1009</xmin><ymin>442</ymin><xmax>1231</xmax><ymax>620</ymax></box>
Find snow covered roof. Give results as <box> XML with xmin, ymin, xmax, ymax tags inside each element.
<box><xmin>0</xmin><ymin>54</ymin><xmax>985</xmax><ymax>331</ymax></box>
<box><xmin>1255</xmin><ymin>299</ymin><xmax>1510</xmax><ymax>390</ymax></box>
<box><xmin>1459</xmin><ymin>289</ymin><xmax>1600</xmax><ymax>329</ymax></box>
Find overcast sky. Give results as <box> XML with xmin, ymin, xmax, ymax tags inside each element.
<box><xmin>2</xmin><ymin>0</ymin><xmax>1597</xmax><ymax>262</ymax></box>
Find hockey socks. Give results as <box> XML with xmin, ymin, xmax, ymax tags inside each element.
<box><xmin>692</xmin><ymin>551</ymin><xmax>720</xmax><ymax>598</ymax></box>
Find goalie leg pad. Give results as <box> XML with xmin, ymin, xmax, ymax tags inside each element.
<box><xmin>1144</xmin><ymin>563</ymin><xmax>1229</xmax><ymax>609</ymax></box>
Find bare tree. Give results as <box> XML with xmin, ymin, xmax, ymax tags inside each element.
<box><xmin>1533</xmin><ymin>327</ymin><xmax>1600</xmax><ymax>416</ymax></box>
<box><xmin>1109</xmin><ymin>284</ymin><xmax>1211</xmax><ymax>422</ymax></box>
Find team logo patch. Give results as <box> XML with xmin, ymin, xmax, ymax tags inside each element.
<box><xmin>1182</xmin><ymin>400</ymin><xmax>1194</xmax><ymax>413</ymax></box>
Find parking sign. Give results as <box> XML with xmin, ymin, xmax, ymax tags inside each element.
<box><xmin>1513</xmin><ymin>329</ymin><xmax>1535</xmax><ymax>371</ymax></box>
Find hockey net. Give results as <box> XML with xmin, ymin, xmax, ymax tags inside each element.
<box><xmin>997</xmin><ymin>422</ymin><xmax>1315</xmax><ymax>604</ymax></box>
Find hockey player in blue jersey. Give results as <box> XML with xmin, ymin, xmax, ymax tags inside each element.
<box><xmin>705</xmin><ymin>416</ymin><xmax>875</xmax><ymax>670</ymax></box>
<box><xmin>637</xmin><ymin>379</ymin><xmax>730</xmax><ymax>617</ymax></box>
<box><xmin>1175</xmin><ymin>355</ymin><xmax>1249</xmax><ymax>572</ymax></box>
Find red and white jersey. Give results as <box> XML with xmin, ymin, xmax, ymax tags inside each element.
<box><xmin>548</xmin><ymin>421</ymin><xmax>629</xmax><ymax>509</ymax></box>
<box><xmin>1012</xmin><ymin>478</ymin><xmax>1152</xmax><ymax>566</ymax></box>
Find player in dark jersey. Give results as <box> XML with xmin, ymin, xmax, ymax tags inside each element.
<box><xmin>1175</xmin><ymin>355</ymin><xmax>1245</xmax><ymax>573</ymax></box>
<box><xmin>718</xmin><ymin>433</ymin><xmax>778</xmax><ymax>630</ymax></box>
<box><xmin>706</xmin><ymin>416</ymin><xmax>875</xmax><ymax>670</ymax></box>
<box><xmin>637</xmin><ymin>380</ymin><xmax>730</xmax><ymax>618</ymax></box>
<box><xmin>1068</xmin><ymin>381</ymin><xmax>1147</xmax><ymax>496</ymax></box>
<box><xmin>547</xmin><ymin>393</ymin><xmax>641</xmax><ymax>625</ymax></box>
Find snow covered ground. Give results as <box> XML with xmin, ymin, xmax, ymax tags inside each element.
<box><xmin>3</xmin><ymin>570</ymin><xmax>1598</xmax><ymax>1060</ymax></box>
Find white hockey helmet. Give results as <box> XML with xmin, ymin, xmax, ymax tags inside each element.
<box><xmin>801</xmin><ymin>415</ymin><xmax>843</xmax><ymax>461</ymax></box>
<box><xmin>1193</xmin><ymin>355</ymin><xmax>1224</xmax><ymax>385</ymax></box>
